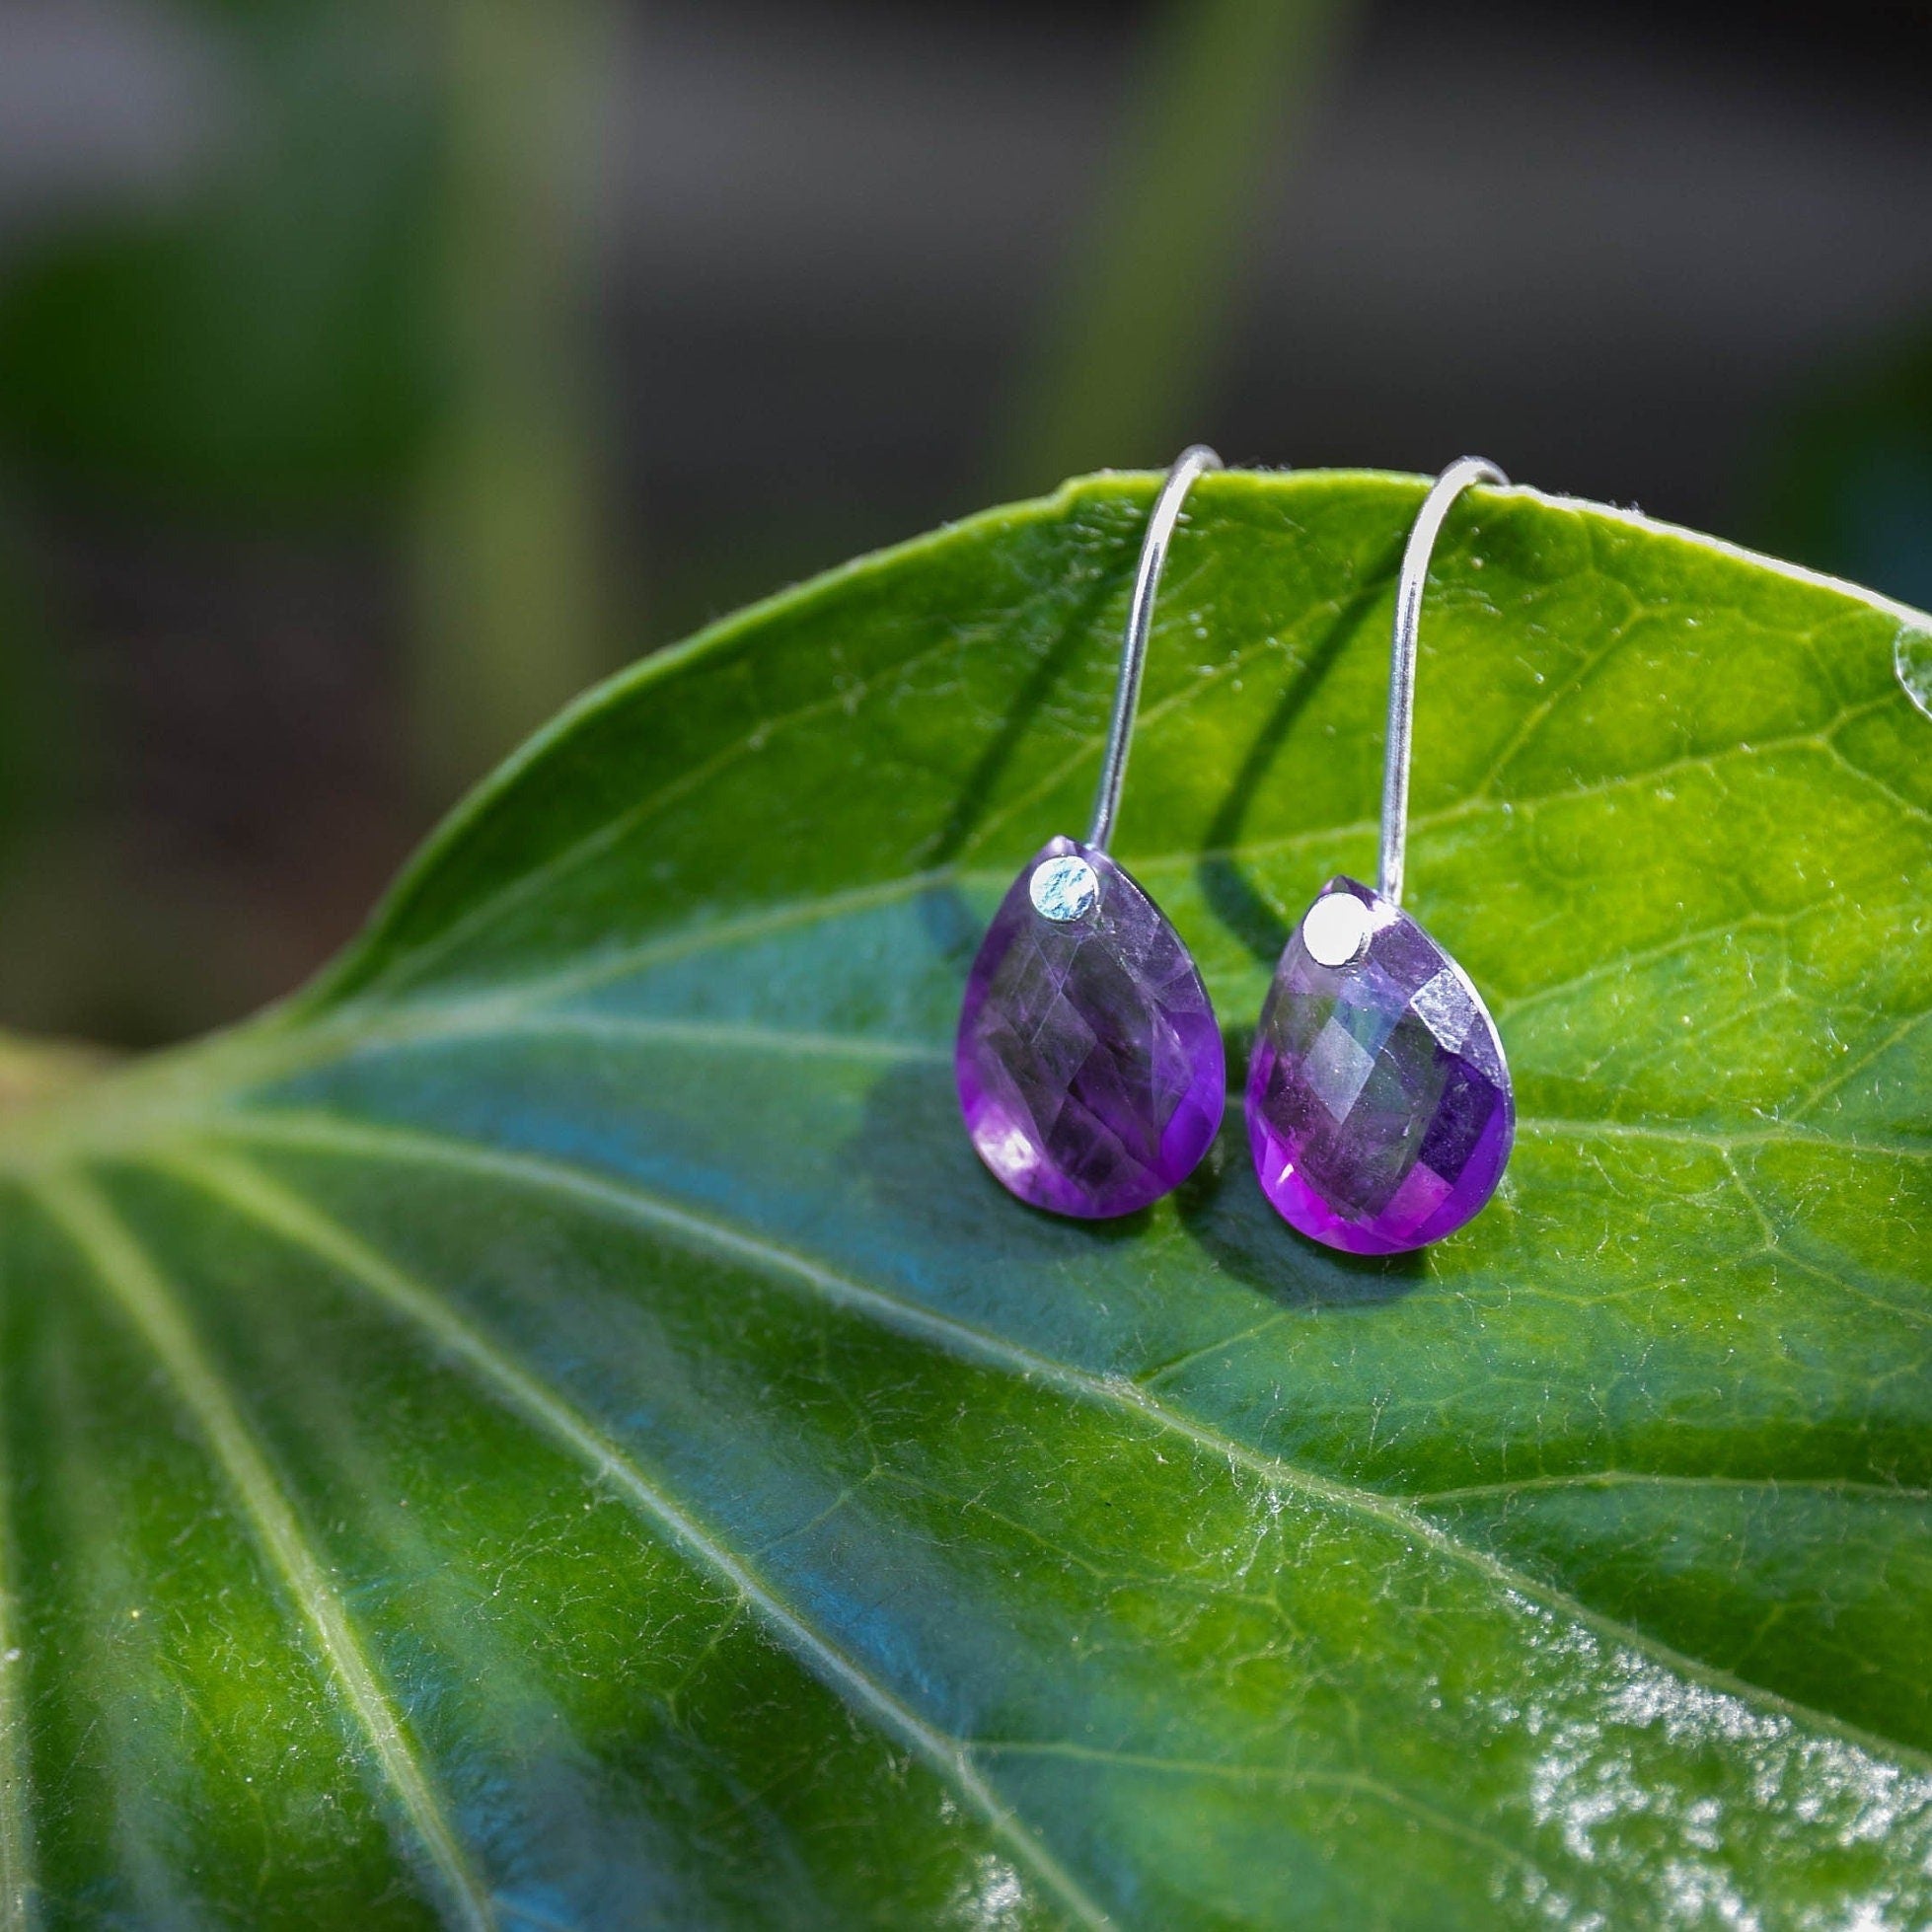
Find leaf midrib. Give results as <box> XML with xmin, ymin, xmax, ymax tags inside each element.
<box><xmin>146</xmin><ymin>1148</ymin><xmax>1122</xmax><ymax>1932</ymax></box>
<box><xmin>153</xmin><ymin>1107</ymin><xmax>1932</xmax><ymax>1779</ymax></box>
<box><xmin>0</xmin><ymin>477</ymin><xmax>1918</xmax><ymax>1913</ymax></box>
<box><xmin>31</xmin><ymin>1173</ymin><xmax>499</xmax><ymax>1932</ymax></box>
<box><xmin>2</xmin><ymin>661</ymin><xmax>1914</xmax><ymax>1188</ymax></box>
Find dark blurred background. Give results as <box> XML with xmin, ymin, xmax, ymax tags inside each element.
<box><xmin>0</xmin><ymin>0</ymin><xmax>1927</xmax><ymax>1049</ymax></box>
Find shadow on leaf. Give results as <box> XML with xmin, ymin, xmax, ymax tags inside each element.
<box><xmin>1174</xmin><ymin>1099</ymin><xmax>1428</xmax><ymax>1309</ymax></box>
<box><xmin>921</xmin><ymin>550</ymin><xmax>1139</xmax><ymax>871</ymax></box>
<box><xmin>849</xmin><ymin>1047</ymin><xmax>1425</xmax><ymax>1317</ymax></box>
<box><xmin>1198</xmin><ymin>538</ymin><xmax>1404</xmax><ymax>966</ymax></box>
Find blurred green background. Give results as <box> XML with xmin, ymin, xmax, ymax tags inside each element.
<box><xmin>0</xmin><ymin>0</ymin><xmax>1926</xmax><ymax>1049</ymax></box>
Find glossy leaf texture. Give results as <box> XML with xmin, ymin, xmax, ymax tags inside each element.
<box><xmin>2</xmin><ymin>471</ymin><xmax>1930</xmax><ymax>1930</ymax></box>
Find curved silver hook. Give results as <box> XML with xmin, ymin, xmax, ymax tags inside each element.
<box><xmin>1086</xmin><ymin>443</ymin><xmax>1223</xmax><ymax>852</ymax></box>
<box><xmin>1378</xmin><ymin>455</ymin><xmax>1509</xmax><ymax>905</ymax></box>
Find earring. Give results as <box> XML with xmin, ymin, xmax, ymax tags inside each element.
<box><xmin>956</xmin><ymin>446</ymin><xmax>1226</xmax><ymax>1218</ymax></box>
<box><xmin>1245</xmin><ymin>457</ymin><xmax>1516</xmax><ymax>1253</ymax></box>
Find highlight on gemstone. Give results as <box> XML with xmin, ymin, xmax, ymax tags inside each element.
<box><xmin>956</xmin><ymin>836</ymin><xmax>1225</xmax><ymax>1218</ymax></box>
<box><xmin>1245</xmin><ymin>876</ymin><xmax>1513</xmax><ymax>1254</ymax></box>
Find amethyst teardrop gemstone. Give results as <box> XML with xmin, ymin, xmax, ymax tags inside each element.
<box><xmin>1246</xmin><ymin>877</ymin><xmax>1513</xmax><ymax>1254</ymax></box>
<box><xmin>956</xmin><ymin>837</ymin><xmax>1225</xmax><ymax>1219</ymax></box>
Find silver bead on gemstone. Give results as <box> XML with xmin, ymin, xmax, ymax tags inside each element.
<box><xmin>1029</xmin><ymin>854</ymin><xmax>1100</xmax><ymax>923</ymax></box>
<box><xmin>1300</xmin><ymin>889</ymin><xmax>1372</xmax><ymax>968</ymax></box>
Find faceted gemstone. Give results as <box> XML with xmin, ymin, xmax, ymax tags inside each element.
<box><xmin>1246</xmin><ymin>876</ymin><xmax>1513</xmax><ymax>1254</ymax></box>
<box><xmin>956</xmin><ymin>837</ymin><xmax>1225</xmax><ymax>1218</ymax></box>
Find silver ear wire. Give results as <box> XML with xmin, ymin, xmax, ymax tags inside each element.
<box><xmin>1086</xmin><ymin>444</ymin><xmax>1223</xmax><ymax>853</ymax></box>
<box><xmin>1378</xmin><ymin>456</ymin><xmax>1509</xmax><ymax>906</ymax></box>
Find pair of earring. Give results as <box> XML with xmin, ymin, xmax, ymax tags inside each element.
<box><xmin>954</xmin><ymin>448</ymin><xmax>1515</xmax><ymax>1255</ymax></box>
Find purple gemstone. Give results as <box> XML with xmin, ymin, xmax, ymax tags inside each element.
<box><xmin>956</xmin><ymin>837</ymin><xmax>1225</xmax><ymax>1219</ymax></box>
<box><xmin>1246</xmin><ymin>877</ymin><xmax>1513</xmax><ymax>1254</ymax></box>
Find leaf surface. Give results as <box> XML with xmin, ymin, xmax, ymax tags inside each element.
<box><xmin>3</xmin><ymin>471</ymin><xmax>1930</xmax><ymax>1929</ymax></box>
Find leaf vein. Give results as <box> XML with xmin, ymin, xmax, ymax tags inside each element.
<box><xmin>1407</xmin><ymin>1470</ymin><xmax>1932</xmax><ymax>1507</ymax></box>
<box><xmin>203</xmin><ymin>1111</ymin><xmax>1932</xmax><ymax>1774</ymax></box>
<box><xmin>29</xmin><ymin>1171</ymin><xmax>500</xmax><ymax>1932</ymax></box>
<box><xmin>321</xmin><ymin>679</ymin><xmax>1902</xmax><ymax>1028</ymax></box>
<box><xmin>159</xmin><ymin>1149</ymin><xmax>1117</xmax><ymax>1932</ymax></box>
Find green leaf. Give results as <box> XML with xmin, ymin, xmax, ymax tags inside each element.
<box><xmin>2</xmin><ymin>470</ymin><xmax>1930</xmax><ymax>1928</ymax></box>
